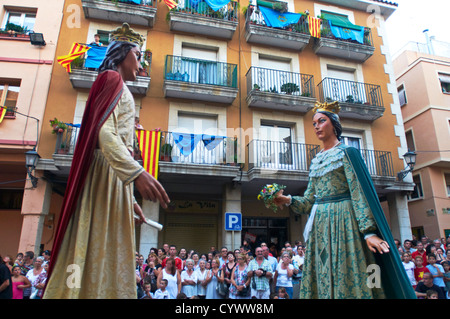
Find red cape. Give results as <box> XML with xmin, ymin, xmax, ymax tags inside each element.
<box><xmin>46</xmin><ymin>70</ymin><xmax>123</xmax><ymax>283</ymax></box>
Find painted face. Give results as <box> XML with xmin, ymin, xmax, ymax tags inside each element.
<box><xmin>312</xmin><ymin>112</ymin><xmax>335</xmax><ymax>141</ymax></box>
<box><xmin>119</xmin><ymin>46</ymin><xmax>141</xmax><ymax>82</ymax></box>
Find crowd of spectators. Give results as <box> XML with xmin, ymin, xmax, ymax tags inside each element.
<box><xmin>1</xmin><ymin>234</ymin><xmax>449</xmax><ymax>299</ymax></box>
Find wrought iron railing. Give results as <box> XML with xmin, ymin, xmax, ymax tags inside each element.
<box><xmin>320</xmin><ymin>19</ymin><xmax>373</xmax><ymax>46</ymax></box>
<box><xmin>173</xmin><ymin>0</ymin><xmax>238</xmax><ymax>21</ymax></box>
<box><xmin>160</xmin><ymin>131</ymin><xmax>238</xmax><ymax>165</ymax></box>
<box><xmin>246</xmin><ymin>66</ymin><xmax>315</xmax><ymax>97</ymax></box>
<box><xmin>317</xmin><ymin>77</ymin><xmax>383</xmax><ymax>108</ymax></box>
<box><xmin>248</xmin><ymin>140</ymin><xmax>320</xmax><ymax>171</ymax></box>
<box><xmin>54</xmin><ymin>124</ymin><xmax>80</xmax><ymax>155</ymax></box>
<box><xmin>164</xmin><ymin>55</ymin><xmax>238</xmax><ymax>88</ymax></box>
<box><xmin>360</xmin><ymin>148</ymin><xmax>394</xmax><ymax>177</ymax></box>
<box><xmin>245</xmin><ymin>5</ymin><xmax>309</xmax><ymax>34</ymax></box>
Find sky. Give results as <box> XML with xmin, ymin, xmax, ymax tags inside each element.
<box><xmin>384</xmin><ymin>0</ymin><xmax>450</xmax><ymax>56</ymax></box>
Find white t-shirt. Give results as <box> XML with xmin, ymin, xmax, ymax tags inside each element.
<box><xmin>153</xmin><ymin>289</ymin><xmax>170</xmax><ymax>299</ymax></box>
<box><xmin>402</xmin><ymin>261</ymin><xmax>416</xmax><ymax>286</ymax></box>
<box><xmin>276</xmin><ymin>263</ymin><xmax>294</xmax><ymax>288</ymax></box>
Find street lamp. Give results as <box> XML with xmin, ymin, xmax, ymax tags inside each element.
<box><xmin>25</xmin><ymin>148</ymin><xmax>40</xmax><ymax>188</ymax></box>
<box><xmin>397</xmin><ymin>150</ymin><xmax>417</xmax><ymax>181</ymax></box>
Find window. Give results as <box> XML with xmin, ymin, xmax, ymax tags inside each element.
<box><xmin>408</xmin><ymin>174</ymin><xmax>424</xmax><ymax>200</ymax></box>
<box><xmin>398</xmin><ymin>85</ymin><xmax>407</xmax><ymax>106</ymax></box>
<box><xmin>439</xmin><ymin>73</ymin><xmax>450</xmax><ymax>94</ymax></box>
<box><xmin>445</xmin><ymin>173</ymin><xmax>450</xmax><ymax>196</ymax></box>
<box><xmin>0</xmin><ymin>79</ymin><xmax>21</xmax><ymax>117</ymax></box>
<box><xmin>2</xmin><ymin>10</ymin><xmax>36</xmax><ymax>33</ymax></box>
<box><xmin>405</xmin><ymin>130</ymin><xmax>415</xmax><ymax>152</ymax></box>
<box><xmin>341</xmin><ymin>135</ymin><xmax>362</xmax><ymax>150</ymax></box>
<box><xmin>259</xmin><ymin>123</ymin><xmax>293</xmax><ymax>166</ymax></box>
<box><xmin>0</xmin><ymin>189</ymin><xmax>23</xmax><ymax>209</ymax></box>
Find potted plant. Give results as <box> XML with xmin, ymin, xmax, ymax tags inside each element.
<box><xmin>253</xmin><ymin>83</ymin><xmax>260</xmax><ymax>91</ymax></box>
<box><xmin>281</xmin><ymin>82</ymin><xmax>299</xmax><ymax>95</ymax></box>
<box><xmin>160</xmin><ymin>143</ymin><xmax>172</xmax><ymax>161</ymax></box>
<box><xmin>49</xmin><ymin>117</ymin><xmax>67</xmax><ymax>134</ymax></box>
<box><xmin>58</xmin><ymin>143</ymin><xmax>68</xmax><ymax>154</ymax></box>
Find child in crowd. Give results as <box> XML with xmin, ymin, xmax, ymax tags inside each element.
<box><xmin>442</xmin><ymin>261</ymin><xmax>450</xmax><ymax>299</ymax></box>
<box><xmin>277</xmin><ymin>287</ymin><xmax>289</xmax><ymax>299</ymax></box>
<box><xmin>141</xmin><ymin>282</ymin><xmax>152</xmax><ymax>299</ymax></box>
<box><xmin>153</xmin><ymin>279</ymin><xmax>170</xmax><ymax>299</ymax></box>
<box><xmin>426</xmin><ymin>253</ymin><xmax>446</xmax><ymax>298</ymax></box>
<box><xmin>426</xmin><ymin>289</ymin><xmax>438</xmax><ymax>299</ymax></box>
<box><xmin>402</xmin><ymin>252</ymin><xmax>416</xmax><ymax>288</ymax></box>
<box><xmin>413</xmin><ymin>255</ymin><xmax>430</xmax><ymax>285</ymax></box>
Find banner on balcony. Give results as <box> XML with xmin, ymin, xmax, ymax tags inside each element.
<box><xmin>136</xmin><ymin>129</ymin><xmax>161</xmax><ymax>179</ymax></box>
<box><xmin>0</xmin><ymin>107</ymin><xmax>6</xmax><ymax>124</ymax></box>
<box><xmin>328</xmin><ymin>20</ymin><xmax>364</xmax><ymax>44</ymax></box>
<box><xmin>57</xmin><ymin>42</ymin><xmax>91</xmax><ymax>73</ymax></box>
<box><xmin>172</xmin><ymin>132</ymin><xmax>203</xmax><ymax>156</ymax></box>
<box><xmin>84</xmin><ymin>45</ymin><xmax>108</xmax><ymax>69</ymax></box>
<box><xmin>205</xmin><ymin>0</ymin><xmax>231</xmax><ymax>11</ymax></box>
<box><xmin>202</xmin><ymin>134</ymin><xmax>225</xmax><ymax>151</ymax></box>
<box><xmin>258</xmin><ymin>6</ymin><xmax>301</xmax><ymax>28</ymax></box>
<box><xmin>308</xmin><ymin>16</ymin><xmax>321</xmax><ymax>38</ymax></box>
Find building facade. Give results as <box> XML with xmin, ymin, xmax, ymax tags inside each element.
<box><xmin>393</xmin><ymin>37</ymin><xmax>450</xmax><ymax>241</ymax></box>
<box><xmin>0</xmin><ymin>0</ymin><xmax>65</xmax><ymax>257</ymax></box>
<box><xmin>1</xmin><ymin>0</ymin><xmax>416</xmax><ymax>258</ymax></box>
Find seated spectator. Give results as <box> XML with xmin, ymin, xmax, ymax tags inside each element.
<box><xmin>415</xmin><ymin>272</ymin><xmax>445</xmax><ymax>299</ymax></box>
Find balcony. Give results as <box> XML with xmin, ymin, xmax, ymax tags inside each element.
<box><xmin>246</xmin><ymin>66</ymin><xmax>316</xmax><ymax>113</ymax></box>
<box><xmin>244</xmin><ymin>5</ymin><xmax>310</xmax><ymax>51</ymax></box>
<box><xmin>163</xmin><ymin>55</ymin><xmax>238</xmax><ymax>104</ymax></box>
<box><xmin>81</xmin><ymin>0</ymin><xmax>157</xmax><ymax>28</ymax></box>
<box><xmin>69</xmin><ymin>46</ymin><xmax>151</xmax><ymax>95</ymax></box>
<box><xmin>313</xmin><ymin>19</ymin><xmax>375</xmax><ymax>62</ymax></box>
<box><xmin>168</xmin><ymin>1</ymin><xmax>238</xmax><ymax>39</ymax></box>
<box><xmin>317</xmin><ymin>77</ymin><xmax>384</xmax><ymax>121</ymax></box>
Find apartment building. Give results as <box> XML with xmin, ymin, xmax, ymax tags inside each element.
<box><xmin>2</xmin><ymin>0</ymin><xmax>416</xmax><ymax>257</ymax></box>
<box><xmin>0</xmin><ymin>0</ymin><xmax>64</xmax><ymax>256</ymax></box>
<box><xmin>393</xmin><ymin>37</ymin><xmax>450</xmax><ymax>240</ymax></box>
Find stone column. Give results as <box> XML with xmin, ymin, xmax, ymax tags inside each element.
<box><xmin>18</xmin><ymin>171</ymin><xmax>52</xmax><ymax>256</ymax></box>
<box><xmin>387</xmin><ymin>191</ymin><xmax>413</xmax><ymax>243</ymax></box>
<box><xmin>222</xmin><ymin>183</ymin><xmax>242</xmax><ymax>251</ymax></box>
<box><xmin>138</xmin><ymin>199</ymin><xmax>160</xmax><ymax>255</ymax></box>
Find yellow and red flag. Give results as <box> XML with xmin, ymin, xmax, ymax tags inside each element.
<box><xmin>136</xmin><ymin>129</ymin><xmax>162</xmax><ymax>179</ymax></box>
<box><xmin>163</xmin><ymin>0</ymin><xmax>178</xmax><ymax>10</ymax></box>
<box><xmin>0</xmin><ymin>106</ymin><xmax>6</xmax><ymax>124</ymax></box>
<box><xmin>308</xmin><ymin>16</ymin><xmax>321</xmax><ymax>38</ymax></box>
<box><xmin>57</xmin><ymin>42</ymin><xmax>91</xmax><ymax>73</ymax></box>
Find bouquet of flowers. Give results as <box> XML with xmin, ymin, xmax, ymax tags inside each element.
<box><xmin>257</xmin><ymin>183</ymin><xmax>286</xmax><ymax>213</ymax></box>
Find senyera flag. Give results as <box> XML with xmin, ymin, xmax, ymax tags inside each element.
<box><xmin>57</xmin><ymin>42</ymin><xmax>91</xmax><ymax>73</ymax></box>
<box><xmin>164</xmin><ymin>0</ymin><xmax>178</xmax><ymax>10</ymax></box>
<box><xmin>0</xmin><ymin>106</ymin><xmax>6</xmax><ymax>124</ymax></box>
<box><xmin>308</xmin><ymin>16</ymin><xmax>321</xmax><ymax>38</ymax></box>
<box><xmin>136</xmin><ymin>129</ymin><xmax>161</xmax><ymax>179</ymax></box>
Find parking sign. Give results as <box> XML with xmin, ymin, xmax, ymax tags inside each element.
<box><xmin>225</xmin><ymin>212</ymin><xmax>242</xmax><ymax>231</ymax></box>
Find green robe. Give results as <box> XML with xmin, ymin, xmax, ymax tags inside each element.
<box><xmin>291</xmin><ymin>144</ymin><xmax>415</xmax><ymax>299</ymax></box>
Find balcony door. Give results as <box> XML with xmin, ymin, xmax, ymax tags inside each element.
<box><xmin>259</xmin><ymin>123</ymin><xmax>293</xmax><ymax>169</ymax></box>
<box><xmin>342</xmin><ymin>134</ymin><xmax>379</xmax><ymax>175</ymax></box>
<box><xmin>180</xmin><ymin>45</ymin><xmax>221</xmax><ymax>85</ymax></box>
<box><xmin>175</xmin><ymin>113</ymin><xmax>222</xmax><ymax>164</ymax></box>
<box><xmin>257</xmin><ymin>57</ymin><xmax>300</xmax><ymax>95</ymax></box>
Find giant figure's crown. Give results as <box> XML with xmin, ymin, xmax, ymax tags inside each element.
<box><xmin>109</xmin><ymin>23</ymin><xmax>144</xmax><ymax>47</ymax></box>
<box><xmin>312</xmin><ymin>101</ymin><xmax>340</xmax><ymax>114</ymax></box>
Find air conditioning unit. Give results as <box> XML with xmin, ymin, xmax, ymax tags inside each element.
<box><xmin>426</xmin><ymin>209</ymin><xmax>435</xmax><ymax>217</ymax></box>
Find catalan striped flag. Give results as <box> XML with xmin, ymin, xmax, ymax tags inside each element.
<box><xmin>0</xmin><ymin>106</ymin><xmax>6</xmax><ymax>124</ymax></box>
<box><xmin>308</xmin><ymin>16</ymin><xmax>322</xmax><ymax>38</ymax></box>
<box><xmin>57</xmin><ymin>42</ymin><xmax>91</xmax><ymax>73</ymax></box>
<box><xmin>136</xmin><ymin>129</ymin><xmax>162</xmax><ymax>179</ymax></box>
<box><xmin>163</xmin><ymin>0</ymin><xmax>178</xmax><ymax>10</ymax></box>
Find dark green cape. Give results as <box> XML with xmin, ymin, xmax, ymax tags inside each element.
<box><xmin>342</xmin><ymin>145</ymin><xmax>416</xmax><ymax>299</ymax></box>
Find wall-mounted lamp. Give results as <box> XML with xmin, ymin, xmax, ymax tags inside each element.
<box><xmin>29</xmin><ymin>32</ymin><xmax>46</xmax><ymax>46</ymax></box>
<box><xmin>397</xmin><ymin>150</ymin><xmax>417</xmax><ymax>181</ymax></box>
<box><xmin>25</xmin><ymin>148</ymin><xmax>40</xmax><ymax>188</ymax></box>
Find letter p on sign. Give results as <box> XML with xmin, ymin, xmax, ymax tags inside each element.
<box><xmin>225</xmin><ymin>212</ymin><xmax>242</xmax><ymax>231</ymax></box>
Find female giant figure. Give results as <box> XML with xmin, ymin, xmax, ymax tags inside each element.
<box><xmin>274</xmin><ymin>102</ymin><xmax>415</xmax><ymax>299</ymax></box>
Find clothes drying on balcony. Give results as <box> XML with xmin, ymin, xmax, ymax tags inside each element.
<box><xmin>84</xmin><ymin>45</ymin><xmax>108</xmax><ymax>69</ymax></box>
<box><xmin>204</xmin><ymin>0</ymin><xmax>231</xmax><ymax>11</ymax></box>
<box><xmin>258</xmin><ymin>6</ymin><xmax>302</xmax><ymax>29</ymax></box>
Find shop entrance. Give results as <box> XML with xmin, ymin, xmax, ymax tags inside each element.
<box><xmin>242</xmin><ymin>217</ymin><xmax>288</xmax><ymax>257</ymax></box>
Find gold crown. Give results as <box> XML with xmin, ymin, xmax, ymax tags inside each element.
<box><xmin>109</xmin><ymin>23</ymin><xmax>144</xmax><ymax>47</ymax></box>
<box><xmin>312</xmin><ymin>101</ymin><xmax>340</xmax><ymax>114</ymax></box>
